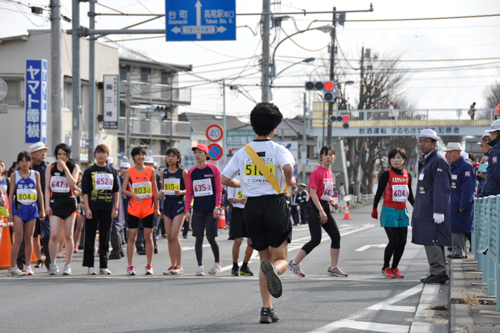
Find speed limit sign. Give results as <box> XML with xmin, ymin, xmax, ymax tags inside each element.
<box><xmin>206</xmin><ymin>124</ymin><xmax>223</xmax><ymax>142</ymax></box>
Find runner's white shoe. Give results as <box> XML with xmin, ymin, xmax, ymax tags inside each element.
<box><xmin>208</xmin><ymin>263</ymin><xmax>221</xmax><ymax>275</ymax></box>
<box><xmin>196</xmin><ymin>266</ymin><xmax>204</xmax><ymax>276</ymax></box>
<box><xmin>7</xmin><ymin>267</ymin><xmax>26</xmax><ymax>276</ymax></box>
<box><xmin>88</xmin><ymin>267</ymin><xmax>97</xmax><ymax>275</ymax></box>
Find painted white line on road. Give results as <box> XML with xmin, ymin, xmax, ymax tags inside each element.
<box><xmin>355</xmin><ymin>244</ymin><xmax>387</xmax><ymax>252</ymax></box>
<box><xmin>313</xmin><ymin>319</ymin><xmax>409</xmax><ymax>333</ymax></box>
<box><xmin>410</xmin><ymin>284</ymin><xmax>443</xmax><ymax>332</ymax></box>
<box><xmin>309</xmin><ymin>284</ymin><xmax>423</xmax><ymax>333</ymax></box>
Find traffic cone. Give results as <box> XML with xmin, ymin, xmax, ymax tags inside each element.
<box><xmin>218</xmin><ymin>209</ymin><xmax>226</xmax><ymax>229</ymax></box>
<box><xmin>0</xmin><ymin>219</ymin><xmax>13</xmax><ymax>269</ymax></box>
<box><xmin>343</xmin><ymin>204</ymin><xmax>351</xmax><ymax>220</ymax></box>
<box><xmin>30</xmin><ymin>246</ymin><xmax>38</xmax><ymax>264</ymax></box>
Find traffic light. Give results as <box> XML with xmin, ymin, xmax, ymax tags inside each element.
<box><xmin>305</xmin><ymin>81</ymin><xmax>335</xmax><ymax>102</ymax></box>
<box><xmin>342</xmin><ymin>115</ymin><xmax>350</xmax><ymax>129</ymax></box>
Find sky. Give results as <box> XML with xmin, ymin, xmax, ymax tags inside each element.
<box><xmin>1</xmin><ymin>0</ymin><xmax>500</xmax><ymax>120</ymax></box>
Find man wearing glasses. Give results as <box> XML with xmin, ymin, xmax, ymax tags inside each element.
<box><xmin>412</xmin><ymin>129</ymin><xmax>452</xmax><ymax>284</ymax></box>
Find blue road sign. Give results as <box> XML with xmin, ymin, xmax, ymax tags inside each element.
<box><xmin>165</xmin><ymin>0</ymin><xmax>236</xmax><ymax>41</ymax></box>
<box><xmin>25</xmin><ymin>59</ymin><xmax>47</xmax><ymax>144</ymax></box>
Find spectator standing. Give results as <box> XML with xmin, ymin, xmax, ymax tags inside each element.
<box><xmin>289</xmin><ymin>185</ymin><xmax>300</xmax><ymax>225</ymax></box>
<box><xmin>468</xmin><ymin>102</ymin><xmax>476</xmax><ymax>120</ymax></box>
<box><xmin>388</xmin><ymin>102</ymin><xmax>395</xmax><ymax>120</ymax></box>
<box><xmin>483</xmin><ymin>120</ymin><xmax>500</xmax><ymax>196</ymax></box>
<box><xmin>298</xmin><ymin>183</ymin><xmax>308</xmax><ymax>224</ymax></box>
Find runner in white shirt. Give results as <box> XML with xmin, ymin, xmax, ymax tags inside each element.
<box><xmin>222</xmin><ymin>102</ymin><xmax>296</xmax><ymax>324</ymax></box>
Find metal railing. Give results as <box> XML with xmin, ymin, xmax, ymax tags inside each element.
<box><xmin>120</xmin><ymin>81</ymin><xmax>191</xmax><ymax>105</ymax></box>
<box><xmin>118</xmin><ymin>117</ymin><xmax>191</xmax><ymax>139</ymax></box>
<box><xmin>312</xmin><ymin>108</ymin><xmax>496</xmax><ymax>128</ymax></box>
<box><xmin>472</xmin><ymin>195</ymin><xmax>500</xmax><ymax>311</ymax></box>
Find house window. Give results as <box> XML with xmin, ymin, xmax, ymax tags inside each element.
<box><xmin>120</xmin><ymin>65</ymin><xmax>130</xmax><ymax>81</ymax></box>
<box><xmin>64</xmin><ymin>82</ymin><xmax>72</xmax><ymax>109</ymax></box>
<box><xmin>1</xmin><ymin>78</ymin><xmax>22</xmax><ymax>106</ymax></box>
<box><xmin>141</xmin><ymin>67</ymin><xmax>151</xmax><ymax>83</ymax></box>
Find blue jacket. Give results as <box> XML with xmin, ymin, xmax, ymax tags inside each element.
<box><xmin>411</xmin><ymin>149</ymin><xmax>452</xmax><ymax>246</ymax></box>
<box><xmin>450</xmin><ymin>156</ymin><xmax>475</xmax><ymax>233</ymax></box>
<box><xmin>484</xmin><ymin>136</ymin><xmax>500</xmax><ymax>197</ymax></box>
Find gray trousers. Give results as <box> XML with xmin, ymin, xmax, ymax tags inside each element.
<box><xmin>451</xmin><ymin>233</ymin><xmax>466</xmax><ymax>257</ymax></box>
<box><xmin>424</xmin><ymin>244</ymin><xmax>446</xmax><ymax>275</ymax></box>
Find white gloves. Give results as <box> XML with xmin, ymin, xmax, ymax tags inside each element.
<box><xmin>433</xmin><ymin>213</ymin><xmax>445</xmax><ymax>224</ymax></box>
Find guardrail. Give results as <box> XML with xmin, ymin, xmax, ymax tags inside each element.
<box><xmin>312</xmin><ymin>108</ymin><xmax>497</xmax><ymax>128</ymax></box>
<box><xmin>472</xmin><ymin>195</ymin><xmax>500</xmax><ymax>311</ymax></box>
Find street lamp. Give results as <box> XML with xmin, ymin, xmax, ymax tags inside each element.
<box><xmin>271</xmin><ymin>57</ymin><xmax>315</xmax><ymax>83</ymax></box>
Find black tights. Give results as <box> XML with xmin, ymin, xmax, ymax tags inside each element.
<box><xmin>302</xmin><ymin>200</ymin><xmax>341</xmax><ymax>254</ymax></box>
<box><xmin>195</xmin><ymin>236</ymin><xmax>219</xmax><ymax>266</ymax></box>
<box><xmin>383</xmin><ymin>227</ymin><xmax>407</xmax><ymax>269</ymax></box>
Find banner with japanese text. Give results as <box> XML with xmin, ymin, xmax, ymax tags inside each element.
<box><xmin>25</xmin><ymin>59</ymin><xmax>47</xmax><ymax>143</ymax></box>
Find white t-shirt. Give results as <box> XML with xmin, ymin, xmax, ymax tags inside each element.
<box><xmin>222</xmin><ymin>140</ymin><xmax>295</xmax><ymax>198</ymax></box>
<box><xmin>388</xmin><ymin>105</ymin><xmax>394</xmax><ymax>117</ymax></box>
<box><xmin>227</xmin><ymin>175</ymin><xmax>245</xmax><ymax>209</ymax></box>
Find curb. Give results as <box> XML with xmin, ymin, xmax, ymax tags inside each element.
<box><xmin>449</xmin><ymin>258</ymin><xmax>475</xmax><ymax>332</ymax></box>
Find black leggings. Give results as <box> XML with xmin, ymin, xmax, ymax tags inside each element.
<box><xmin>302</xmin><ymin>200</ymin><xmax>341</xmax><ymax>254</ymax></box>
<box><xmin>383</xmin><ymin>227</ymin><xmax>407</xmax><ymax>269</ymax></box>
<box><xmin>195</xmin><ymin>236</ymin><xmax>219</xmax><ymax>266</ymax></box>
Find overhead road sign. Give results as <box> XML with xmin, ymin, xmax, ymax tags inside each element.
<box><xmin>165</xmin><ymin>0</ymin><xmax>236</xmax><ymax>41</ymax></box>
<box><xmin>206</xmin><ymin>124</ymin><xmax>223</xmax><ymax>142</ymax></box>
<box><xmin>208</xmin><ymin>143</ymin><xmax>223</xmax><ymax>161</ymax></box>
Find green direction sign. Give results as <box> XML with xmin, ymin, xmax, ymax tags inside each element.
<box><xmin>226</xmin><ymin>129</ymin><xmax>255</xmax><ymax>147</ymax></box>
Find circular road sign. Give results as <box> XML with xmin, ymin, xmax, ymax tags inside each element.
<box><xmin>206</xmin><ymin>124</ymin><xmax>223</xmax><ymax>142</ymax></box>
<box><xmin>208</xmin><ymin>143</ymin><xmax>223</xmax><ymax>161</ymax></box>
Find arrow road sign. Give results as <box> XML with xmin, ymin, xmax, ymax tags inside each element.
<box><xmin>166</xmin><ymin>0</ymin><xmax>236</xmax><ymax>42</ymax></box>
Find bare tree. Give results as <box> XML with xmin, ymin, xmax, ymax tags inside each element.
<box><xmin>483</xmin><ymin>82</ymin><xmax>500</xmax><ymax>108</ymax></box>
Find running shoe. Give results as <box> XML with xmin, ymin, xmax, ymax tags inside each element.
<box><xmin>240</xmin><ymin>265</ymin><xmax>254</xmax><ymax>276</ymax></box>
<box><xmin>48</xmin><ymin>263</ymin><xmax>58</xmax><ymax>275</ymax></box>
<box><xmin>381</xmin><ymin>267</ymin><xmax>395</xmax><ymax>278</ymax></box>
<box><xmin>7</xmin><ymin>267</ymin><xmax>26</xmax><ymax>276</ymax></box>
<box><xmin>25</xmin><ymin>266</ymin><xmax>34</xmax><ymax>276</ymax></box>
<box><xmin>327</xmin><ymin>266</ymin><xmax>348</xmax><ymax>277</ymax></box>
<box><xmin>145</xmin><ymin>264</ymin><xmax>154</xmax><ymax>275</ymax></box>
<box><xmin>288</xmin><ymin>260</ymin><xmax>305</xmax><ymax>277</ymax></box>
<box><xmin>171</xmin><ymin>265</ymin><xmax>183</xmax><ymax>275</ymax></box>
<box><xmin>100</xmin><ymin>268</ymin><xmax>112</xmax><ymax>275</ymax></box>
<box><xmin>73</xmin><ymin>245</ymin><xmax>78</xmax><ymax>253</ymax></box>
<box><xmin>260</xmin><ymin>307</ymin><xmax>280</xmax><ymax>324</ymax></box>
<box><xmin>196</xmin><ymin>266</ymin><xmax>204</xmax><ymax>276</ymax></box>
<box><xmin>57</xmin><ymin>251</ymin><xmax>64</xmax><ymax>258</ymax></box>
<box><xmin>63</xmin><ymin>264</ymin><xmax>72</xmax><ymax>275</ymax></box>
<box><xmin>34</xmin><ymin>260</ymin><xmax>44</xmax><ymax>268</ymax></box>
<box><xmin>163</xmin><ymin>266</ymin><xmax>174</xmax><ymax>275</ymax></box>
<box><xmin>208</xmin><ymin>263</ymin><xmax>221</xmax><ymax>275</ymax></box>
<box><xmin>88</xmin><ymin>267</ymin><xmax>97</xmax><ymax>275</ymax></box>
<box><xmin>261</xmin><ymin>260</ymin><xmax>282</xmax><ymax>298</ymax></box>
<box><xmin>127</xmin><ymin>265</ymin><xmax>136</xmax><ymax>276</ymax></box>
<box><xmin>392</xmin><ymin>267</ymin><xmax>404</xmax><ymax>278</ymax></box>
<box><xmin>231</xmin><ymin>266</ymin><xmax>240</xmax><ymax>276</ymax></box>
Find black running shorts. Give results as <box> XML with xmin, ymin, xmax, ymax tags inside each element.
<box><xmin>50</xmin><ymin>197</ymin><xmax>77</xmax><ymax>220</ymax></box>
<box><xmin>243</xmin><ymin>194</ymin><xmax>291</xmax><ymax>251</ymax></box>
<box><xmin>229</xmin><ymin>207</ymin><xmax>248</xmax><ymax>240</ymax></box>
<box><xmin>128</xmin><ymin>213</ymin><xmax>154</xmax><ymax>229</ymax></box>
<box><xmin>192</xmin><ymin>210</ymin><xmax>218</xmax><ymax>238</ymax></box>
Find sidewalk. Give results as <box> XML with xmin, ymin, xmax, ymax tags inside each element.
<box><xmin>449</xmin><ymin>254</ymin><xmax>500</xmax><ymax>332</ymax></box>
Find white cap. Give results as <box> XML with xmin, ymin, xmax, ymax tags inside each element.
<box><xmin>443</xmin><ymin>142</ymin><xmax>463</xmax><ymax>152</ymax></box>
<box><xmin>29</xmin><ymin>142</ymin><xmax>49</xmax><ymax>153</ymax></box>
<box><xmin>486</xmin><ymin>120</ymin><xmax>500</xmax><ymax>133</ymax></box>
<box><xmin>107</xmin><ymin>157</ymin><xmax>114</xmax><ymax>165</ymax></box>
<box><xmin>153</xmin><ymin>162</ymin><xmax>158</xmax><ymax>168</ymax></box>
<box><xmin>481</xmin><ymin>130</ymin><xmax>492</xmax><ymax>139</ymax></box>
<box><xmin>120</xmin><ymin>162</ymin><xmax>130</xmax><ymax>168</ymax></box>
<box><xmin>144</xmin><ymin>156</ymin><xmax>154</xmax><ymax>164</ymax></box>
<box><xmin>416</xmin><ymin>129</ymin><xmax>440</xmax><ymax>141</ymax></box>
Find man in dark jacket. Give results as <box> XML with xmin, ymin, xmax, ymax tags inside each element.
<box><xmin>412</xmin><ymin>129</ymin><xmax>452</xmax><ymax>284</ymax></box>
<box><xmin>483</xmin><ymin>120</ymin><xmax>500</xmax><ymax>197</ymax></box>
<box><xmin>298</xmin><ymin>183</ymin><xmax>308</xmax><ymax>224</ymax></box>
<box><xmin>289</xmin><ymin>185</ymin><xmax>299</xmax><ymax>225</ymax></box>
<box><xmin>444</xmin><ymin>143</ymin><xmax>475</xmax><ymax>259</ymax></box>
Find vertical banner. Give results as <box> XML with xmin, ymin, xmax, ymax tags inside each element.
<box><xmin>25</xmin><ymin>59</ymin><xmax>48</xmax><ymax>143</ymax></box>
<box><xmin>103</xmin><ymin>75</ymin><xmax>119</xmax><ymax>129</ymax></box>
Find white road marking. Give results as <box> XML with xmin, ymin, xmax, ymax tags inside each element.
<box><xmin>355</xmin><ymin>244</ymin><xmax>387</xmax><ymax>252</ymax></box>
<box><xmin>309</xmin><ymin>284</ymin><xmax>424</xmax><ymax>333</ymax></box>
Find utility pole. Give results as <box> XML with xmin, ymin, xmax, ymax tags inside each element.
<box><xmin>223</xmin><ymin>78</ymin><xmax>227</xmax><ymax>166</ymax></box>
<box><xmin>261</xmin><ymin>0</ymin><xmax>271</xmax><ymax>102</ymax></box>
<box><xmin>72</xmin><ymin>0</ymin><xmax>81</xmax><ymax>165</ymax></box>
<box><xmin>88</xmin><ymin>0</ymin><xmax>96</xmax><ymax>164</ymax></box>
<box><xmin>302</xmin><ymin>93</ymin><xmax>307</xmax><ymax>183</ymax></box>
<box><xmin>358</xmin><ymin>46</ymin><xmax>365</xmax><ymax>111</ymax></box>
<box><xmin>326</xmin><ymin>7</ymin><xmax>336</xmax><ymax>145</ymax></box>
<box><xmin>125</xmin><ymin>74</ymin><xmax>131</xmax><ymax>158</ymax></box>
<box><xmin>50</xmin><ymin>0</ymin><xmax>63</xmax><ymax>151</ymax></box>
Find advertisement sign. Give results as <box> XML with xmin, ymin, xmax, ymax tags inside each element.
<box><xmin>25</xmin><ymin>59</ymin><xmax>47</xmax><ymax>143</ymax></box>
<box><xmin>103</xmin><ymin>75</ymin><xmax>119</xmax><ymax>129</ymax></box>
<box><xmin>66</xmin><ymin>136</ymin><xmax>89</xmax><ymax>162</ymax></box>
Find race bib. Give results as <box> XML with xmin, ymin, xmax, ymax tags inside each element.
<box><xmin>17</xmin><ymin>188</ymin><xmax>37</xmax><ymax>204</ymax></box>
<box><xmin>193</xmin><ymin>178</ymin><xmax>213</xmax><ymax>197</ymax></box>
<box><xmin>95</xmin><ymin>173</ymin><xmax>113</xmax><ymax>190</ymax></box>
<box><xmin>243</xmin><ymin>157</ymin><xmax>275</xmax><ymax>184</ymax></box>
<box><xmin>50</xmin><ymin>176</ymin><xmax>69</xmax><ymax>193</ymax></box>
<box><xmin>164</xmin><ymin>178</ymin><xmax>180</xmax><ymax>195</ymax></box>
<box><xmin>321</xmin><ymin>183</ymin><xmax>334</xmax><ymax>201</ymax></box>
<box><xmin>132</xmin><ymin>182</ymin><xmax>152</xmax><ymax>198</ymax></box>
<box><xmin>392</xmin><ymin>185</ymin><xmax>409</xmax><ymax>202</ymax></box>
<box><xmin>237</xmin><ymin>191</ymin><xmax>244</xmax><ymax>199</ymax></box>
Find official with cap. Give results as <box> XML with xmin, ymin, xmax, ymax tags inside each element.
<box><xmin>298</xmin><ymin>183</ymin><xmax>308</xmax><ymax>224</ymax></box>
<box><xmin>444</xmin><ymin>143</ymin><xmax>475</xmax><ymax>259</ymax></box>
<box><xmin>483</xmin><ymin>120</ymin><xmax>500</xmax><ymax>196</ymax></box>
<box><xmin>412</xmin><ymin>129</ymin><xmax>452</xmax><ymax>284</ymax></box>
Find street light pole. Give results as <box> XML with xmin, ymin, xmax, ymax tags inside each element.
<box><xmin>261</xmin><ymin>0</ymin><xmax>271</xmax><ymax>102</ymax></box>
<box><xmin>326</xmin><ymin>7</ymin><xmax>336</xmax><ymax>146</ymax></box>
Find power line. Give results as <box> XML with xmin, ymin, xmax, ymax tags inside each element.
<box><xmin>276</xmin><ymin>55</ymin><xmax>500</xmax><ymax>62</ymax></box>
<box><xmin>317</xmin><ymin>13</ymin><xmax>500</xmax><ymax>23</ymax></box>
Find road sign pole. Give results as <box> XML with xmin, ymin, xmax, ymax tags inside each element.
<box><xmin>302</xmin><ymin>93</ymin><xmax>307</xmax><ymax>183</ymax></box>
<box><xmin>223</xmin><ymin>78</ymin><xmax>227</xmax><ymax>166</ymax></box>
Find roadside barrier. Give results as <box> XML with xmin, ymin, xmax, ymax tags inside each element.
<box><xmin>472</xmin><ymin>195</ymin><xmax>500</xmax><ymax>311</ymax></box>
